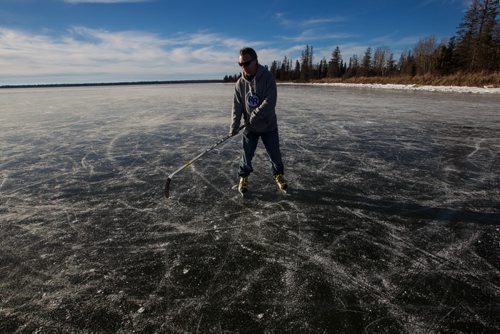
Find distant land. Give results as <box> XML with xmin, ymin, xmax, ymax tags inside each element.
<box><xmin>0</xmin><ymin>79</ymin><xmax>223</xmax><ymax>89</ymax></box>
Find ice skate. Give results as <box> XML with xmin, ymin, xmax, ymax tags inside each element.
<box><xmin>274</xmin><ymin>174</ymin><xmax>288</xmax><ymax>193</ymax></box>
<box><xmin>238</xmin><ymin>176</ymin><xmax>248</xmax><ymax>196</ymax></box>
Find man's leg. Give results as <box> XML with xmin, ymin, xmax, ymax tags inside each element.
<box><xmin>238</xmin><ymin>130</ymin><xmax>259</xmax><ymax>177</ymax></box>
<box><xmin>261</xmin><ymin>128</ymin><xmax>284</xmax><ymax>176</ymax></box>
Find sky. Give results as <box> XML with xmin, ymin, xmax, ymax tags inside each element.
<box><xmin>0</xmin><ymin>0</ymin><xmax>472</xmax><ymax>85</ymax></box>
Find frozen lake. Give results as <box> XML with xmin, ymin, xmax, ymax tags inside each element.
<box><xmin>1</xmin><ymin>84</ymin><xmax>499</xmax><ymax>332</ymax></box>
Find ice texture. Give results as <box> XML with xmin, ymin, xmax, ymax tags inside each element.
<box><xmin>0</xmin><ymin>84</ymin><xmax>499</xmax><ymax>332</ymax></box>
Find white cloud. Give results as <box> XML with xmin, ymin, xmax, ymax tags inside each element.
<box><xmin>370</xmin><ymin>33</ymin><xmax>421</xmax><ymax>48</ymax></box>
<box><xmin>417</xmin><ymin>0</ymin><xmax>470</xmax><ymax>7</ymax></box>
<box><xmin>0</xmin><ymin>26</ymin><xmax>255</xmax><ymax>84</ymax></box>
<box><xmin>312</xmin><ymin>43</ymin><xmax>370</xmax><ymax>61</ymax></box>
<box><xmin>272</xmin><ymin>12</ymin><xmax>354</xmax><ymax>48</ymax></box>
<box><xmin>274</xmin><ymin>12</ymin><xmax>349</xmax><ymax>28</ymax></box>
<box><xmin>280</xmin><ymin>30</ymin><xmax>355</xmax><ymax>43</ymax></box>
<box><xmin>0</xmin><ymin>24</ymin><xmax>426</xmax><ymax>85</ymax></box>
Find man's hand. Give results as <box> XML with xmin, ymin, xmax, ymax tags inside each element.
<box><xmin>229</xmin><ymin>128</ymin><xmax>239</xmax><ymax>136</ymax></box>
<box><xmin>249</xmin><ymin>113</ymin><xmax>256</xmax><ymax>127</ymax></box>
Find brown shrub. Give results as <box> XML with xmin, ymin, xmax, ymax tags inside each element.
<box><xmin>312</xmin><ymin>72</ymin><xmax>500</xmax><ymax>88</ymax></box>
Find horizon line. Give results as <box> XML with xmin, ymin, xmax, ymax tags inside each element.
<box><xmin>0</xmin><ymin>79</ymin><xmax>224</xmax><ymax>89</ymax></box>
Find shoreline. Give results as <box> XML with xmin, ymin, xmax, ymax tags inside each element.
<box><xmin>0</xmin><ymin>79</ymin><xmax>222</xmax><ymax>89</ymax></box>
<box><xmin>1</xmin><ymin>80</ymin><xmax>499</xmax><ymax>94</ymax></box>
<box><xmin>279</xmin><ymin>82</ymin><xmax>500</xmax><ymax>94</ymax></box>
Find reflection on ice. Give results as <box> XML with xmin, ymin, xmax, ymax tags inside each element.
<box><xmin>0</xmin><ymin>84</ymin><xmax>499</xmax><ymax>332</ymax></box>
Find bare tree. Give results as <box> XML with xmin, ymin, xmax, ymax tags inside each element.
<box><xmin>413</xmin><ymin>36</ymin><xmax>438</xmax><ymax>74</ymax></box>
<box><xmin>455</xmin><ymin>0</ymin><xmax>499</xmax><ymax>71</ymax></box>
<box><xmin>373</xmin><ymin>47</ymin><xmax>391</xmax><ymax>76</ymax></box>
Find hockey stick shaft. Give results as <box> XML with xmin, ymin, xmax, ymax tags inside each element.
<box><xmin>164</xmin><ymin>125</ymin><xmax>244</xmax><ymax>198</ymax></box>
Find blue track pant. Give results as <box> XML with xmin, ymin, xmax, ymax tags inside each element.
<box><xmin>238</xmin><ymin>128</ymin><xmax>284</xmax><ymax>177</ymax></box>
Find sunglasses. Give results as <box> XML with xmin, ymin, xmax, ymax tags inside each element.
<box><xmin>238</xmin><ymin>59</ymin><xmax>254</xmax><ymax>67</ymax></box>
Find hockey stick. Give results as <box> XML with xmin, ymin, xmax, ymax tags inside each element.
<box><xmin>164</xmin><ymin>125</ymin><xmax>245</xmax><ymax>198</ymax></box>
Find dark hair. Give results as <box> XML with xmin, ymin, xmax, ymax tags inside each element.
<box><xmin>240</xmin><ymin>47</ymin><xmax>258</xmax><ymax>60</ymax></box>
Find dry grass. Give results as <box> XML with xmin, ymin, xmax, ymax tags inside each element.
<box><xmin>311</xmin><ymin>72</ymin><xmax>500</xmax><ymax>88</ymax></box>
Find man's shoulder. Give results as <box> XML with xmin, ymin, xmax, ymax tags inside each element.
<box><xmin>258</xmin><ymin>64</ymin><xmax>270</xmax><ymax>75</ymax></box>
<box><xmin>235</xmin><ymin>76</ymin><xmax>245</xmax><ymax>87</ymax></box>
<box><xmin>257</xmin><ymin>65</ymin><xmax>274</xmax><ymax>80</ymax></box>
<box><xmin>258</xmin><ymin>66</ymin><xmax>276</xmax><ymax>86</ymax></box>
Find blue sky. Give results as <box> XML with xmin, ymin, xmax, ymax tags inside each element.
<box><xmin>0</xmin><ymin>0</ymin><xmax>471</xmax><ymax>85</ymax></box>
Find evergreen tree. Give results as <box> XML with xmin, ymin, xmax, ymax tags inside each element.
<box><xmin>293</xmin><ymin>60</ymin><xmax>301</xmax><ymax>81</ymax></box>
<box><xmin>341</xmin><ymin>60</ymin><xmax>347</xmax><ymax>77</ymax></box>
<box><xmin>386</xmin><ymin>52</ymin><xmax>397</xmax><ymax>76</ymax></box>
<box><xmin>223</xmin><ymin>73</ymin><xmax>241</xmax><ymax>82</ymax></box>
<box><xmin>300</xmin><ymin>45</ymin><xmax>314</xmax><ymax>81</ymax></box>
<box><xmin>270</xmin><ymin>61</ymin><xmax>279</xmax><ymax>79</ymax></box>
<box><xmin>360</xmin><ymin>47</ymin><xmax>372</xmax><ymax>76</ymax></box>
<box><xmin>286</xmin><ymin>58</ymin><xmax>293</xmax><ymax>80</ymax></box>
<box><xmin>261</xmin><ymin>1</ymin><xmax>498</xmax><ymax>84</ymax></box>
<box><xmin>345</xmin><ymin>55</ymin><xmax>359</xmax><ymax>78</ymax></box>
<box><xmin>434</xmin><ymin>38</ymin><xmax>456</xmax><ymax>74</ymax></box>
<box><xmin>455</xmin><ymin>0</ymin><xmax>481</xmax><ymax>70</ymax></box>
<box><xmin>318</xmin><ymin>58</ymin><xmax>328</xmax><ymax>79</ymax></box>
<box><xmin>280</xmin><ymin>56</ymin><xmax>290</xmax><ymax>81</ymax></box>
<box><xmin>328</xmin><ymin>46</ymin><xmax>342</xmax><ymax>78</ymax></box>
<box><xmin>398</xmin><ymin>50</ymin><xmax>417</xmax><ymax>76</ymax></box>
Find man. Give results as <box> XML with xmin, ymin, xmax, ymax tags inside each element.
<box><xmin>229</xmin><ymin>47</ymin><xmax>287</xmax><ymax>195</ymax></box>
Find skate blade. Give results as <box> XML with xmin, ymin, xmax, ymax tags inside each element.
<box><xmin>233</xmin><ymin>184</ymin><xmax>247</xmax><ymax>197</ymax></box>
<box><xmin>279</xmin><ymin>186</ymin><xmax>289</xmax><ymax>195</ymax></box>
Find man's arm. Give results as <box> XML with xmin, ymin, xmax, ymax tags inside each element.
<box><xmin>230</xmin><ymin>84</ymin><xmax>244</xmax><ymax>135</ymax></box>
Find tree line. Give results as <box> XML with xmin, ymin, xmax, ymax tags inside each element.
<box><xmin>224</xmin><ymin>0</ymin><xmax>499</xmax><ymax>83</ymax></box>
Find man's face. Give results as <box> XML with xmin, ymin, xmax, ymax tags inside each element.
<box><xmin>239</xmin><ymin>54</ymin><xmax>257</xmax><ymax>76</ymax></box>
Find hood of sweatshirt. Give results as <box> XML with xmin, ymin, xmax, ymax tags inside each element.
<box><xmin>241</xmin><ymin>64</ymin><xmax>265</xmax><ymax>83</ymax></box>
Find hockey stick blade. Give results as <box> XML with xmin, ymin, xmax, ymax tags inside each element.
<box><xmin>164</xmin><ymin>177</ymin><xmax>172</xmax><ymax>198</ymax></box>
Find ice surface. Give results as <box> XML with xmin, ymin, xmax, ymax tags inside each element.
<box><xmin>0</xmin><ymin>84</ymin><xmax>499</xmax><ymax>332</ymax></box>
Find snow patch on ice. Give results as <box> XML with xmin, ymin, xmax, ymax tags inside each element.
<box><xmin>281</xmin><ymin>82</ymin><xmax>500</xmax><ymax>94</ymax></box>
